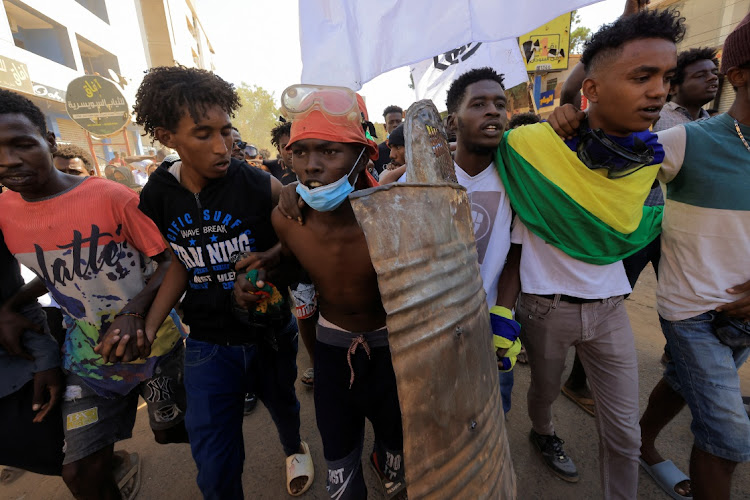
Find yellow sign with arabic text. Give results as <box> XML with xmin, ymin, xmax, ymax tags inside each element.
<box><xmin>519</xmin><ymin>13</ymin><xmax>572</xmax><ymax>72</ymax></box>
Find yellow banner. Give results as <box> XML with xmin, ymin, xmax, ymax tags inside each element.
<box><xmin>518</xmin><ymin>13</ymin><xmax>572</xmax><ymax>72</ymax></box>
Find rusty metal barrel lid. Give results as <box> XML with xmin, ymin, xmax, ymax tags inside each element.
<box><xmin>350</xmin><ymin>100</ymin><xmax>516</xmax><ymax>499</ymax></box>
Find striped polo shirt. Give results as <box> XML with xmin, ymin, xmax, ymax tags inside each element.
<box><xmin>656</xmin><ymin>113</ymin><xmax>750</xmax><ymax>321</ymax></box>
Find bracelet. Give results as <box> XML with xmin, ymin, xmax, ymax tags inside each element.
<box><xmin>115</xmin><ymin>311</ymin><xmax>145</xmax><ymax>320</ymax></box>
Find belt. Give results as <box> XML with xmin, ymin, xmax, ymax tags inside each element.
<box><xmin>537</xmin><ymin>294</ymin><xmax>603</xmax><ymax>304</ymax></box>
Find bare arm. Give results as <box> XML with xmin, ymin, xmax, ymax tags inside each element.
<box><xmin>95</xmin><ymin>249</ymin><xmax>172</xmax><ymax>362</ymax></box>
<box><xmin>495</xmin><ymin>244</ymin><xmax>522</xmax><ymax>310</ymax></box>
<box><xmin>144</xmin><ymin>247</ymin><xmax>188</xmax><ymax>345</ymax></box>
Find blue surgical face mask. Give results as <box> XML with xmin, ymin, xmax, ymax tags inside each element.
<box><xmin>295</xmin><ymin>147</ymin><xmax>366</xmax><ymax>212</ymax></box>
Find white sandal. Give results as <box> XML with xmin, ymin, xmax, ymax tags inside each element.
<box><xmin>286</xmin><ymin>441</ymin><xmax>314</xmax><ymax>496</ymax></box>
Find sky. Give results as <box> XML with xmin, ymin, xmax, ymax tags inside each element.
<box><xmin>197</xmin><ymin>0</ymin><xmax>625</xmax><ymax>127</ymax></box>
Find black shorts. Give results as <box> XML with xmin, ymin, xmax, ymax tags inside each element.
<box><xmin>0</xmin><ymin>379</ymin><xmax>64</xmax><ymax>475</ymax></box>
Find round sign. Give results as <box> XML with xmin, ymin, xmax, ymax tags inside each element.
<box><xmin>65</xmin><ymin>76</ymin><xmax>129</xmax><ymax>136</ymax></box>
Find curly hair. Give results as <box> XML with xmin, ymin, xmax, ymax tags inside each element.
<box><xmin>671</xmin><ymin>47</ymin><xmax>719</xmax><ymax>86</ymax></box>
<box><xmin>508</xmin><ymin>112</ymin><xmax>541</xmax><ymax>129</ymax></box>
<box><xmin>445</xmin><ymin>67</ymin><xmax>505</xmax><ymax>113</ymax></box>
<box><xmin>581</xmin><ymin>9</ymin><xmax>686</xmax><ymax>75</ymax></box>
<box><xmin>53</xmin><ymin>144</ymin><xmax>94</xmax><ymax>168</ymax></box>
<box><xmin>133</xmin><ymin>66</ymin><xmax>240</xmax><ymax>136</ymax></box>
<box><xmin>382</xmin><ymin>105</ymin><xmax>403</xmax><ymax>118</ymax></box>
<box><xmin>270</xmin><ymin>121</ymin><xmax>292</xmax><ymax>149</ymax></box>
<box><xmin>0</xmin><ymin>88</ymin><xmax>47</xmax><ymax>134</ymax></box>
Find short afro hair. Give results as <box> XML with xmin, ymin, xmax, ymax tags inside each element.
<box><xmin>508</xmin><ymin>112</ymin><xmax>541</xmax><ymax>129</ymax></box>
<box><xmin>270</xmin><ymin>121</ymin><xmax>292</xmax><ymax>149</ymax></box>
<box><xmin>0</xmin><ymin>88</ymin><xmax>47</xmax><ymax>134</ymax></box>
<box><xmin>445</xmin><ymin>67</ymin><xmax>505</xmax><ymax>114</ymax></box>
<box><xmin>133</xmin><ymin>66</ymin><xmax>240</xmax><ymax>137</ymax></box>
<box><xmin>671</xmin><ymin>47</ymin><xmax>719</xmax><ymax>86</ymax></box>
<box><xmin>53</xmin><ymin>144</ymin><xmax>94</xmax><ymax>169</ymax></box>
<box><xmin>383</xmin><ymin>105</ymin><xmax>403</xmax><ymax>118</ymax></box>
<box><xmin>581</xmin><ymin>9</ymin><xmax>686</xmax><ymax>75</ymax></box>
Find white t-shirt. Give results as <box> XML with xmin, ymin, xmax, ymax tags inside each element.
<box><xmin>511</xmin><ymin>217</ymin><xmax>632</xmax><ymax>299</ymax></box>
<box><xmin>398</xmin><ymin>162</ymin><xmax>512</xmax><ymax>307</ymax></box>
<box><xmin>455</xmin><ymin>163</ymin><xmax>512</xmax><ymax>307</ymax></box>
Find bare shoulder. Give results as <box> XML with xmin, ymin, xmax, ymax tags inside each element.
<box><xmin>271</xmin><ymin>206</ymin><xmax>295</xmax><ymax>239</ymax></box>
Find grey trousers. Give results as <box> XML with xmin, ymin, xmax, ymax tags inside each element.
<box><xmin>517</xmin><ymin>293</ymin><xmax>640</xmax><ymax>500</ymax></box>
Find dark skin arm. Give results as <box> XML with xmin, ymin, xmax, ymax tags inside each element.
<box><xmin>493</xmin><ymin>244</ymin><xmax>522</xmax><ymax>359</ymax></box>
<box><xmin>32</xmin><ymin>367</ymin><xmax>63</xmax><ymax>423</ymax></box>
<box><xmin>0</xmin><ymin>277</ymin><xmax>47</xmax><ymax>360</ymax></box>
<box><xmin>716</xmin><ymin>280</ymin><xmax>750</xmax><ymax>321</ymax></box>
<box><xmin>94</xmin><ymin>249</ymin><xmax>172</xmax><ymax>363</ymax></box>
<box><xmin>233</xmin><ymin>176</ymin><xmax>292</xmax><ymax>307</ymax></box>
<box><xmin>144</xmin><ymin>246</ymin><xmax>188</xmax><ymax>350</ymax></box>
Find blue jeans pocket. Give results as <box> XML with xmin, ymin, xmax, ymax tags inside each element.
<box><xmin>714</xmin><ymin>313</ymin><xmax>750</xmax><ymax>348</ymax></box>
<box><xmin>184</xmin><ymin>339</ymin><xmax>220</xmax><ymax>367</ymax></box>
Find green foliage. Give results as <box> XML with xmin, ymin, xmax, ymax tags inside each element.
<box><xmin>233</xmin><ymin>83</ymin><xmax>279</xmax><ymax>155</ymax></box>
<box><xmin>569</xmin><ymin>9</ymin><xmax>591</xmax><ymax>54</ymax></box>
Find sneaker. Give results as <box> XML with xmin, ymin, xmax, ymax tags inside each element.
<box><xmin>244</xmin><ymin>393</ymin><xmax>257</xmax><ymax>415</ymax></box>
<box><xmin>529</xmin><ymin>429</ymin><xmax>579</xmax><ymax>483</ymax></box>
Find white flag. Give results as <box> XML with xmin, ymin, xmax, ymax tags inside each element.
<box><xmin>410</xmin><ymin>40</ymin><xmax>528</xmax><ymax>112</ymax></box>
<box><xmin>299</xmin><ymin>0</ymin><xmax>602</xmax><ymax>89</ymax></box>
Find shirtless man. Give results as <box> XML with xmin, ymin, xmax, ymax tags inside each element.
<box><xmin>236</xmin><ymin>85</ymin><xmax>405</xmax><ymax>499</ymax></box>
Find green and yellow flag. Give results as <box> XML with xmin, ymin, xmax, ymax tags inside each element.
<box><xmin>495</xmin><ymin>123</ymin><xmax>662</xmax><ymax>265</ymax></box>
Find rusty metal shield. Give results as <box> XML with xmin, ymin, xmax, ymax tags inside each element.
<box><xmin>350</xmin><ymin>101</ymin><xmax>516</xmax><ymax>499</ymax></box>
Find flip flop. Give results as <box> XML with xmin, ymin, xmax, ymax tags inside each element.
<box><xmin>639</xmin><ymin>458</ymin><xmax>691</xmax><ymax>500</ymax></box>
<box><xmin>300</xmin><ymin>367</ymin><xmax>314</xmax><ymax>388</ymax></box>
<box><xmin>286</xmin><ymin>441</ymin><xmax>314</xmax><ymax>497</ymax></box>
<box><xmin>369</xmin><ymin>451</ymin><xmax>408</xmax><ymax>500</ymax></box>
<box><xmin>113</xmin><ymin>451</ymin><xmax>141</xmax><ymax>500</ymax></box>
<box><xmin>561</xmin><ymin>385</ymin><xmax>595</xmax><ymax>417</ymax></box>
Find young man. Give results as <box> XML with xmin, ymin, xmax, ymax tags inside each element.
<box><xmin>265</xmin><ymin>121</ymin><xmax>297</xmax><ymax>185</ymax></box>
<box><xmin>52</xmin><ymin>144</ymin><xmax>94</xmax><ymax>177</ymax></box>
<box><xmin>377</xmin><ymin>123</ymin><xmax>406</xmax><ymax>184</ymax></box>
<box><xmin>443</xmin><ymin>68</ymin><xmax>520</xmax><ymax>413</ymax></box>
<box><xmin>0</xmin><ymin>89</ymin><xmax>187</xmax><ymax>500</ymax></box>
<box><xmin>134</xmin><ymin>66</ymin><xmax>312</xmax><ymax>499</ymax></box>
<box><xmin>495</xmin><ymin>10</ymin><xmax>686</xmax><ymax>499</ymax></box>
<box><xmin>259</xmin><ymin>85</ymin><xmax>405</xmax><ymax>499</ymax></box>
<box><xmin>373</xmin><ymin>105</ymin><xmax>403</xmax><ymax>173</ymax></box>
<box><xmin>550</xmin><ymin>16</ymin><xmax>750</xmax><ymax>497</ymax></box>
<box><xmin>283</xmin><ymin>71</ymin><xmax>521</xmax><ymax>410</ymax></box>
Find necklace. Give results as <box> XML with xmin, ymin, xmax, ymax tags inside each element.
<box><xmin>735</xmin><ymin>119</ymin><xmax>750</xmax><ymax>153</ymax></box>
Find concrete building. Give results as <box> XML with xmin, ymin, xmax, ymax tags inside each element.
<box><xmin>0</xmin><ymin>0</ymin><xmax>215</xmax><ymax>172</ymax></box>
<box><xmin>651</xmin><ymin>0</ymin><xmax>750</xmax><ymax>112</ymax></box>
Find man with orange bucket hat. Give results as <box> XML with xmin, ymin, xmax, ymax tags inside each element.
<box><xmin>235</xmin><ymin>84</ymin><xmax>406</xmax><ymax>499</ymax></box>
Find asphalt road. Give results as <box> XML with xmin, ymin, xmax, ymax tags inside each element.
<box><xmin>2</xmin><ymin>266</ymin><xmax>749</xmax><ymax>499</ymax></box>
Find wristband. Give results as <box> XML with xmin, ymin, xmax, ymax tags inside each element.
<box><xmin>115</xmin><ymin>311</ymin><xmax>145</xmax><ymax>320</ymax></box>
<box><xmin>490</xmin><ymin>306</ymin><xmax>520</xmax><ymax>350</ymax></box>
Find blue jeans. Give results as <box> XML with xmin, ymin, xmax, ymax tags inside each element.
<box><xmin>184</xmin><ymin>318</ymin><xmax>301</xmax><ymax>499</ymax></box>
<box><xmin>660</xmin><ymin>312</ymin><xmax>750</xmax><ymax>462</ymax></box>
<box><xmin>499</xmin><ymin>369</ymin><xmax>514</xmax><ymax>414</ymax></box>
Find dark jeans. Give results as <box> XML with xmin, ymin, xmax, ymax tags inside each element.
<box><xmin>184</xmin><ymin>317</ymin><xmax>301</xmax><ymax>500</ymax></box>
<box><xmin>499</xmin><ymin>369</ymin><xmax>514</xmax><ymax>414</ymax></box>
<box><xmin>623</xmin><ymin>235</ymin><xmax>661</xmax><ymax>290</ymax></box>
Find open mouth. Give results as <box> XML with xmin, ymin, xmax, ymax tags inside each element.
<box><xmin>481</xmin><ymin>122</ymin><xmax>502</xmax><ymax>133</ymax></box>
<box><xmin>306</xmin><ymin>181</ymin><xmax>324</xmax><ymax>188</ymax></box>
<box><xmin>641</xmin><ymin>106</ymin><xmax>661</xmax><ymax>115</ymax></box>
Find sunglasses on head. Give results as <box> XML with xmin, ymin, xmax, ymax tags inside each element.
<box><xmin>576</xmin><ymin>120</ymin><xmax>655</xmax><ymax>179</ymax></box>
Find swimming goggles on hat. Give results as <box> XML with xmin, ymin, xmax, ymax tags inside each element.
<box><xmin>576</xmin><ymin>120</ymin><xmax>655</xmax><ymax>179</ymax></box>
<box><xmin>281</xmin><ymin>84</ymin><xmax>360</xmax><ymax>120</ymax></box>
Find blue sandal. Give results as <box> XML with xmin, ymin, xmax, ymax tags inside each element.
<box><xmin>639</xmin><ymin>458</ymin><xmax>691</xmax><ymax>499</ymax></box>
